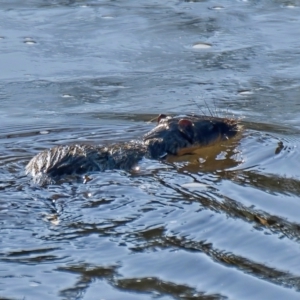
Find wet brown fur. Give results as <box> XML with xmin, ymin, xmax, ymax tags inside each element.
<box><xmin>26</xmin><ymin>114</ymin><xmax>239</xmax><ymax>185</ymax></box>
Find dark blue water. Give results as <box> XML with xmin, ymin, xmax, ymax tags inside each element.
<box><xmin>1</xmin><ymin>1</ymin><xmax>300</xmax><ymax>299</ymax></box>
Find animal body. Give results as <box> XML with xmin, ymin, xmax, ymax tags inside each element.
<box><xmin>26</xmin><ymin>114</ymin><xmax>239</xmax><ymax>185</ymax></box>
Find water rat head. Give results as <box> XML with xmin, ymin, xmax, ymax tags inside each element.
<box><xmin>144</xmin><ymin>114</ymin><xmax>238</xmax><ymax>159</ymax></box>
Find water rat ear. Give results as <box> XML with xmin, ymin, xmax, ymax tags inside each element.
<box><xmin>178</xmin><ymin>119</ymin><xmax>193</xmax><ymax>128</ymax></box>
<box><xmin>157</xmin><ymin>114</ymin><xmax>168</xmax><ymax>123</ymax></box>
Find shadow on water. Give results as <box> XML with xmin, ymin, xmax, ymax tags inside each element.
<box><xmin>57</xmin><ymin>263</ymin><xmax>226</xmax><ymax>300</ymax></box>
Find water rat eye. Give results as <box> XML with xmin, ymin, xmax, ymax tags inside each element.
<box><xmin>157</xmin><ymin>114</ymin><xmax>168</xmax><ymax>123</ymax></box>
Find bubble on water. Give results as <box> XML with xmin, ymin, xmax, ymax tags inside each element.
<box><xmin>51</xmin><ymin>219</ymin><xmax>60</xmax><ymax>226</ymax></box>
<box><xmin>83</xmin><ymin>175</ymin><xmax>92</xmax><ymax>184</ymax></box>
<box><xmin>210</xmin><ymin>6</ymin><xmax>224</xmax><ymax>10</ymax></box>
<box><xmin>24</xmin><ymin>38</ymin><xmax>37</xmax><ymax>45</ymax></box>
<box><xmin>29</xmin><ymin>281</ymin><xmax>41</xmax><ymax>287</ymax></box>
<box><xmin>62</xmin><ymin>94</ymin><xmax>73</xmax><ymax>98</ymax></box>
<box><xmin>44</xmin><ymin>213</ymin><xmax>60</xmax><ymax>225</ymax></box>
<box><xmin>192</xmin><ymin>42</ymin><xmax>212</xmax><ymax>49</ymax></box>
<box><xmin>102</xmin><ymin>15</ymin><xmax>114</xmax><ymax>19</ymax></box>
<box><xmin>285</xmin><ymin>4</ymin><xmax>296</xmax><ymax>8</ymax></box>
<box><xmin>238</xmin><ymin>89</ymin><xmax>253</xmax><ymax>95</ymax></box>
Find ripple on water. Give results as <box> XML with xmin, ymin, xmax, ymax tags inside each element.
<box><xmin>1</xmin><ymin>117</ymin><xmax>300</xmax><ymax>299</ymax></box>
<box><xmin>1</xmin><ymin>0</ymin><xmax>300</xmax><ymax>297</ymax></box>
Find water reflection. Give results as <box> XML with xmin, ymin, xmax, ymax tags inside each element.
<box><xmin>166</xmin><ymin>236</ymin><xmax>300</xmax><ymax>291</ymax></box>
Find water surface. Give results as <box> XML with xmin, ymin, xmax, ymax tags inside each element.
<box><xmin>1</xmin><ymin>0</ymin><xmax>300</xmax><ymax>299</ymax></box>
